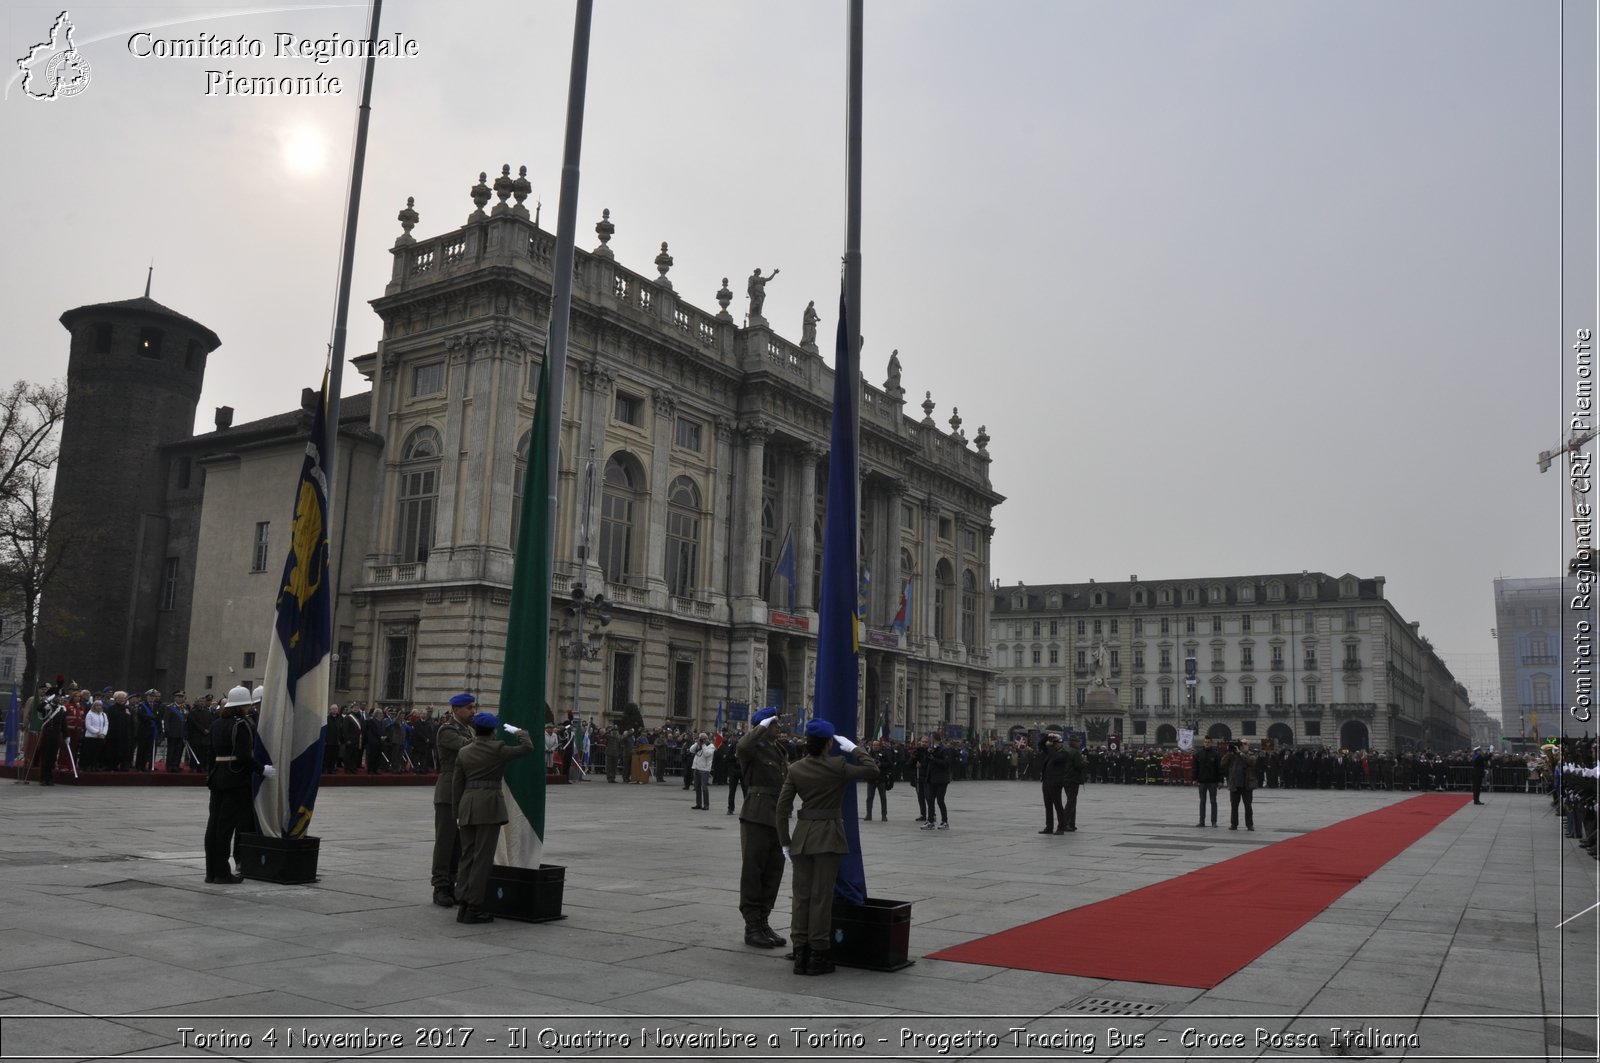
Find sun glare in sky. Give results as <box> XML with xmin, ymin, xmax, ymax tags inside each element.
<box><xmin>280</xmin><ymin>124</ymin><xmax>328</xmax><ymax>176</ymax></box>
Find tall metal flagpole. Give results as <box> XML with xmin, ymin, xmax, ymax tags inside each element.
<box><xmin>325</xmin><ymin>0</ymin><xmax>385</xmax><ymax>483</ymax></box>
<box><xmin>845</xmin><ymin>0</ymin><xmax>863</xmax><ymax>453</ymax></box>
<box><xmin>544</xmin><ymin>0</ymin><xmax>595</xmax><ymax>628</ymax></box>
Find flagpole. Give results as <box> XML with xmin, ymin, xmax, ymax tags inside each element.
<box><xmin>324</xmin><ymin>0</ymin><xmax>384</xmax><ymax>477</ymax></box>
<box><xmin>543</xmin><ymin>0</ymin><xmax>595</xmax><ymax>602</ymax></box>
<box><xmin>844</xmin><ymin>0</ymin><xmax>864</xmax><ymax>471</ymax></box>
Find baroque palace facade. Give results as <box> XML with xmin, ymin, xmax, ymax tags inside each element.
<box><xmin>990</xmin><ymin>573</ymin><xmax>1472</xmax><ymax>752</ymax></box>
<box><xmin>40</xmin><ymin>167</ymin><xmax>1004</xmax><ymax>738</ymax></box>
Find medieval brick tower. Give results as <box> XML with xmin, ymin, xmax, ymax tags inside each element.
<box><xmin>38</xmin><ymin>290</ymin><xmax>220</xmax><ymax>690</ymax></box>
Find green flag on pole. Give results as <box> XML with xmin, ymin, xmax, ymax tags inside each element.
<box><xmin>496</xmin><ymin>353</ymin><xmax>554</xmax><ymax>869</ymax></box>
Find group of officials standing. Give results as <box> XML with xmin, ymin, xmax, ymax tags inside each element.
<box><xmin>424</xmin><ymin>701</ymin><xmax>879</xmax><ymax>976</ymax></box>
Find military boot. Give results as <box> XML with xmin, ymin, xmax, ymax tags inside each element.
<box><xmin>805</xmin><ymin>949</ymin><xmax>836</xmax><ymax>976</ymax></box>
<box><xmin>792</xmin><ymin>943</ymin><xmax>811</xmax><ymax>975</ymax></box>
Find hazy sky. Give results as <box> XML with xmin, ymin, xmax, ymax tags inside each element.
<box><xmin>0</xmin><ymin>1</ymin><xmax>1584</xmax><ymax>702</ymax></box>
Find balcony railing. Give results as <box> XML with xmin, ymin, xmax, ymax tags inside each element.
<box><xmin>1342</xmin><ymin>659</ymin><xmax>1362</xmax><ymax>672</ymax></box>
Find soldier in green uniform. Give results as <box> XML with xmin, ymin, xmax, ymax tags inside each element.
<box><xmin>450</xmin><ymin>711</ymin><xmax>536</xmax><ymax>924</ymax></box>
<box><xmin>736</xmin><ymin>707</ymin><xmax>789</xmax><ymax>948</ymax></box>
<box><xmin>776</xmin><ymin>718</ymin><xmax>879</xmax><ymax>975</ymax></box>
<box><xmin>430</xmin><ymin>692</ymin><xmax>478</xmax><ymax>907</ymax></box>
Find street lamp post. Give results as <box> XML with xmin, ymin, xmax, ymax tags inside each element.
<box><xmin>1183</xmin><ymin>655</ymin><xmax>1200</xmax><ymax>738</ymax></box>
<box><xmin>558</xmin><ymin>582</ymin><xmax>611</xmax><ymax>721</ymax></box>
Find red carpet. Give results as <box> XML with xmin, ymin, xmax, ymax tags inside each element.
<box><xmin>928</xmin><ymin>794</ymin><xmax>1469</xmax><ymax>988</ymax></box>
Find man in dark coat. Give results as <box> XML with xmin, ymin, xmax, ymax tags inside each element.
<box><xmin>736</xmin><ymin>708</ymin><xmax>789</xmax><ymax>948</ymax></box>
<box><xmin>1061</xmin><ymin>735</ymin><xmax>1088</xmax><ymax>831</ymax></box>
<box><xmin>134</xmin><ymin>689</ymin><xmax>163</xmax><ymax>771</ymax></box>
<box><xmin>1038</xmin><ymin>733</ymin><xmax>1068</xmax><ymax>834</ymax></box>
<box><xmin>450</xmin><ymin>711</ymin><xmax>536</xmax><ymax>924</ymax></box>
<box><xmin>1223</xmin><ymin>739</ymin><xmax>1262</xmax><ymax>831</ymax></box>
<box><xmin>106</xmin><ymin>692</ymin><xmax>134</xmax><ymax>771</ymax></box>
<box><xmin>364</xmin><ymin>708</ymin><xmax>389</xmax><ymax>773</ymax></box>
<box><xmin>1192</xmin><ymin>735</ymin><xmax>1223</xmax><ymax>827</ymax></box>
<box><xmin>1470</xmin><ymin>747</ymin><xmax>1488</xmax><ymax>805</ymax></box>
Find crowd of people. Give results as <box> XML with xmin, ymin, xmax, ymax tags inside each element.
<box><xmin>9</xmin><ymin>681</ymin><xmax>491</xmax><ymax>781</ymax></box>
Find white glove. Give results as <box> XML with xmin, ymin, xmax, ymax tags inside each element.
<box><xmin>835</xmin><ymin>736</ymin><xmax>858</xmax><ymax>754</ymax></box>
<box><xmin>759</xmin><ymin>715</ymin><xmax>778</xmax><ymax>729</ymax></box>
<box><xmin>502</xmin><ymin>723</ymin><xmax>522</xmax><ymax>735</ymax></box>
<box><xmin>261</xmin><ymin>765</ymin><xmax>277</xmax><ymax>779</ymax></box>
<box><xmin>782</xmin><ymin>846</ymin><xmax>791</xmax><ymax>863</ymax></box>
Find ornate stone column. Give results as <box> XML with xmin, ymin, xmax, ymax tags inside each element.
<box><xmin>738</xmin><ymin>419</ymin><xmax>773</xmax><ymax>601</ymax></box>
<box><xmin>796</xmin><ymin>443</ymin><xmax>821</xmax><ymax>611</ymax></box>
<box><xmin>645</xmin><ymin>388</ymin><xmax>676</xmax><ymax>597</ymax></box>
<box><xmin>711</xmin><ymin>417</ymin><xmax>737</xmax><ymax>603</ymax></box>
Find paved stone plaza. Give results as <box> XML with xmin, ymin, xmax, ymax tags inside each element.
<box><xmin>0</xmin><ymin>778</ymin><xmax>1594</xmax><ymax>1061</ymax></box>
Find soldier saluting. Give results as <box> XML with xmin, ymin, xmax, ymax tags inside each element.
<box><xmin>430</xmin><ymin>692</ymin><xmax>478</xmax><ymax>907</ymax></box>
<box><xmin>735</xmin><ymin>707</ymin><xmax>789</xmax><ymax>948</ymax></box>
<box><xmin>451</xmin><ymin>711</ymin><xmax>536</xmax><ymax>924</ymax></box>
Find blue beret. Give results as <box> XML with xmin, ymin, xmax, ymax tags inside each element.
<box><xmin>100</xmin><ymin>686</ymin><xmax>112</xmax><ymax>694</ymax></box>
<box><xmin>804</xmin><ymin>719</ymin><xmax>836</xmax><ymax>740</ymax></box>
<box><xmin>449</xmin><ymin>692</ymin><xmax>477</xmax><ymax>707</ymax></box>
<box><xmin>471</xmin><ymin>712</ymin><xmax>498</xmax><ymax>729</ymax></box>
<box><xmin>752</xmin><ymin>707</ymin><xmax>777</xmax><ymax>726</ymax></box>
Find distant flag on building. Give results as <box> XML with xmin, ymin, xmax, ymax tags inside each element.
<box><xmin>4</xmin><ymin>687</ymin><xmax>18</xmax><ymax>767</ymax></box>
<box><xmin>891</xmin><ymin>578</ymin><xmax>911</xmax><ymax>635</ymax></box>
<box><xmin>771</xmin><ymin>524</ymin><xmax>797</xmax><ymax>613</ymax></box>
<box><xmin>715</xmin><ymin>701</ymin><xmax>724</xmax><ymax>734</ymax></box>
<box><xmin>252</xmin><ymin>370</ymin><xmax>334</xmax><ymax>838</ymax></box>
<box><xmin>496</xmin><ymin>351</ymin><xmax>557</xmax><ymax>870</ymax></box>
<box><xmin>814</xmin><ymin>287</ymin><xmax>867</xmax><ymax>905</ymax></box>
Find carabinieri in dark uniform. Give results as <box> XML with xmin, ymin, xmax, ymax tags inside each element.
<box><xmin>204</xmin><ymin>686</ymin><xmax>274</xmax><ymax>883</ymax></box>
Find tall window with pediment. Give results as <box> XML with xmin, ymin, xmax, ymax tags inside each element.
<box><xmin>935</xmin><ymin>559</ymin><xmax>955</xmax><ymax>641</ymax></box>
<box><xmin>599</xmin><ymin>454</ymin><xmax>643</xmax><ymax>583</ymax></box>
<box><xmin>396</xmin><ymin>426</ymin><xmax>441</xmax><ymax>564</ymax></box>
<box><xmin>666</xmin><ymin>475</ymin><xmax>701</xmax><ymax>598</ymax></box>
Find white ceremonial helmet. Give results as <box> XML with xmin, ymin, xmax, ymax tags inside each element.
<box><xmin>224</xmin><ymin>685</ymin><xmax>254</xmax><ymax>708</ymax></box>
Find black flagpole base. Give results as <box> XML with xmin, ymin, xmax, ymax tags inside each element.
<box><xmin>236</xmin><ymin>833</ymin><xmax>321</xmax><ymax>884</ymax></box>
<box><xmin>484</xmin><ymin>863</ymin><xmax>566</xmax><ymax>923</ymax></box>
<box><xmin>830</xmin><ymin>896</ymin><xmax>914</xmax><ymax>971</ymax></box>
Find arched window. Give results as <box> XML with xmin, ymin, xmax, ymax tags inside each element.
<box><xmin>510</xmin><ymin>430</ymin><xmax>532</xmax><ymax>548</ymax></box>
<box><xmin>396</xmin><ymin>426</ymin><xmax>441</xmax><ymax>564</ymax></box>
<box><xmin>599</xmin><ymin>453</ymin><xmax>643</xmax><ymax>583</ymax></box>
<box><xmin>960</xmin><ymin>569</ymin><xmax>978</xmax><ymax>646</ymax></box>
<box><xmin>934</xmin><ymin>559</ymin><xmax>955</xmax><ymax>641</ymax></box>
<box><xmin>665</xmin><ymin>475</ymin><xmax>701</xmax><ymax>598</ymax></box>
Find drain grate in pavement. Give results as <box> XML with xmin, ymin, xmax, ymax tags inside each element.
<box><xmin>1065</xmin><ymin>995</ymin><xmax>1164</xmax><ymax>1017</ymax></box>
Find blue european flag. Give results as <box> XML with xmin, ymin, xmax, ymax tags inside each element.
<box><xmin>815</xmin><ymin>288</ymin><xmax>867</xmax><ymax>904</ymax></box>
